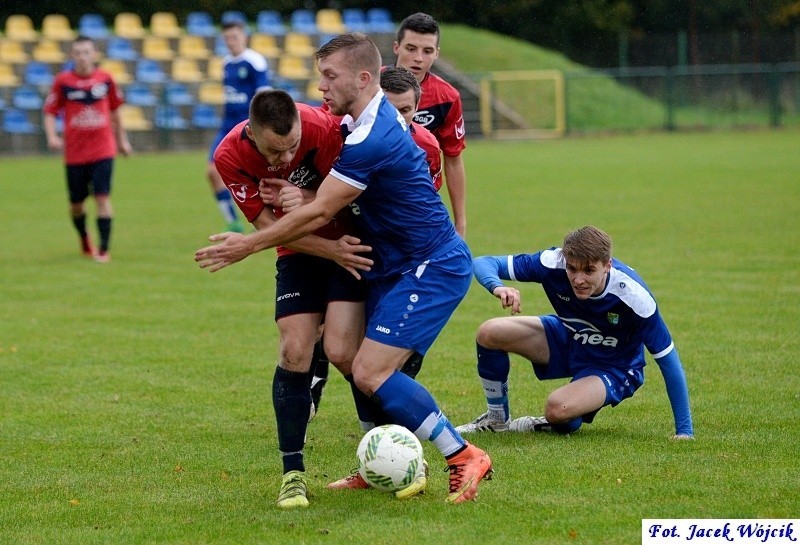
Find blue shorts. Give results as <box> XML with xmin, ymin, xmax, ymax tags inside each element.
<box><xmin>534</xmin><ymin>314</ymin><xmax>645</xmax><ymax>410</ymax></box>
<box><xmin>364</xmin><ymin>241</ymin><xmax>471</xmax><ymax>355</ymax></box>
<box><xmin>208</xmin><ymin>121</ymin><xmax>238</xmax><ymax>162</ymax></box>
<box><xmin>66</xmin><ymin>158</ymin><xmax>113</xmax><ymax>203</ymax></box>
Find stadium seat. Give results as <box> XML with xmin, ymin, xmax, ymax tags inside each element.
<box><xmin>277</xmin><ymin>55</ymin><xmax>310</xmax><ymax>81</ymax></box>
<box><xmin>284</xmin><ymin>33</ymin><xmax>316</xmax><ymax>58</ymax></box>
<box><xmin>135</xmin><ymin>59</ymin><xmax>167</xmax><ymax>84</ymax></box>
<box><xmin>191</xmin><ymin>103</ymin><xmax>221</xmax><ymax>129</ymax></box>
<box><xmin>250</xmin><ymin>33</ymin><xmax>281</xmax><ymax>59</ymax></box>
<box><xmin>164</xmin><ymin>82</ymin><xmax>195</xmax><ymax>106</ymax></box>
<box><xmin>177</xmin><ymin>35</ymin><xmax>211</xmax><ymax>60</ymax></box>
<box><xmin>154</xmin><ymin>104</ymin><xmax>188</xmax><ymax>129</ymax></box>
<box><xmin>171</xmin><ymin>57</ymin><xmax>204</xmax><ymax>83</ymax></box>
<box><xmin>186</xmin><ymin>11</ymin><xmax>216</xmax><ymax>37</ymax></box>
<box><xmin>316</xmin><ymin>9</ymin><xmax>345</xmax><ymax>34</ymax></box>
<box><xmin>366</xmin><ymin>8</ymin><xmax>395</xmax><ymax>33</ymax></box>
<box><xmin>221</xmin><ymin>11</ymin><xmax>248</xmax><ymax>26</ymax></box>
<box><xmin>206</xmin><ymin>56</ymin><xmax>223</xmax><ymax>80</ymax></box>
<box><xmin>23</xmin><ymin>61</ymin><xmax>54</xmax><ymax>87</ymax></box>
<box><xmin>271</xmin><ymin>76</ymin><xmax>303</xmax><ymax>102</ymax></box>
<box><xmin>198</xmin><ymin>82</ymin><xmax>224</xmax><ymax>105</ymax></box>
<box><xmin>114</xmin><ymin>12</ymin><xmax>146</xmax><ymax>40</ymax></box>
<box><xmin>256</xmin><ymin>10</ymin><xmax>286</xmax><ymax>35</ymax></box>
<box><xmin>342</xmin><ymin>9</ymin><xmax>368</xmax><ymax>32</ymax></box>
<box><xmin>0</xmin><ymin>39</ymin><xmax>29</xmax><ymax>64</ymax></box>
<box><xmin>99</xmin><ymin>59</ymin><xmax>132</xmax><ymax>84</ymax></box>
<box><xmin>78</xmin><ymin>13</ymin><xmax>109</xmax><ymax>40</ymax></box>
<box><xmin>3</xmin><ymin>108</ymin><xmax>37</xmax><ymax>133</ymax></box>
<box><xmin>305</xmin><ymin>80</ymin><xmax>323</xmax><ymax>105</ymax></box>
<box><xmin>106</xmin><ymin>37</ymin><xmax>138</xmax><ymax>61</ymax></box>
<box><xmin>32</xmin><ymin>40</ymin><xmax>66</xmax><ymax>64</ymax></box>
<box><xmin>118</xmin><ymin>104</ymin><xmax>153</xmax><ymax>131</ymax></box>
<box><xmin>124</xmin><ymin>82</ymin><xmax>158</xmax><ymax>107</ymax></box>
<box><xmin>12</xmin><ymin>85</ymin><xmax>43</xmax><ymax>110</ymax></box>
<box><xmin>42</xmin><ymin>14</ymin><xmax>77</xmax><ymax>41</ymax></box>
<box><xmin>142</xmin><ymin>36</ymin><xmax>175</xmax><ymax>61</ymax></box>
<box><xmin>4</xmin><ymin>15</ymin><xmax>38</xmax><ymax>41</ymax></box>
<box><xmin>150</xmin><ymin>12</ymin><xmax>183</xmax><ymax>38</ymax></box>
<box><xmin>290</xmin><ymin>10</ymin><xmax>317</xmax><ymax>34</ymax></box>
<box><xmin>0</xmin><ymin>62</ymin><xmax>20</xmax><ymax>86</ymax></box>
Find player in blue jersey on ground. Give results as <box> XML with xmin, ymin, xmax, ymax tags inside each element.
<box><xmin>455</xmin><ymin>226</ymin><xmax>694</xmax><ymax>439</ymax></box>
<box><xmin>205</xmin><ymin>21</ymin><xmax>270</xmax><ymax>233</ymax></box>
<box><xmin>195</xmin><ymin>32</ymin><xmax>493</xmax><ymax>504</ymax></box>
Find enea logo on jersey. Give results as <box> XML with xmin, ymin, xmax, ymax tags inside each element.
<box><xmin>560</xmin><ymin>318</ymin><xmax>619</xmax><ymax>347</ymax></box>
<box><xmin>228</xmin><ymin>183</ymin><xmax>258</xmax><ymax>203</ymax></box>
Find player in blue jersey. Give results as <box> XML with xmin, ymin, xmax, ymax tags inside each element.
<box><xmin>195</xmin><ymin>33</ymin><xmax>493</xmax><ymax>504</ymax></box>
<box><xmin>205</xmin><ymin>21</ymin><xmax>271</xmax><ymax>233</ymax></box>
<box><xmin>455</xmin><ymin>226</ymin><xmax>694</xmax><ymax>439</ymax></box>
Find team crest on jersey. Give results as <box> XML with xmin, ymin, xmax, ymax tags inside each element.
<box><xmin>228</xmin><ymin>183</ymin><xmax>257</xmax><ymax>203</ymax></box>
<box><xmin>607</xmin><ymin>312</ymin><xmax>619</xmax><ymax>325</ymax></box>
<box><xmin>238</xmin><ymin>66</ymin><xmax>248</xmax><ymax>79</ymax></box>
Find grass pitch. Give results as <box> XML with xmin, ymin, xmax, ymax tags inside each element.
<box><xmin>1</xmin><ymin>130</ymin><xmax>799</xmax><ymax>544</ymax></box>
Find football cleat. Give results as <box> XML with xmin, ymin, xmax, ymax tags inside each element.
<box><xmin>454</xmin><ymin>412</ymin><xmax>509</xmax><ymax>433</ymax></box>
<box><xmin>94</xmin><ymin>250</ymin><xmax>111</xmax><ymax>263</ymax></box>
<box><xmin>394</xmin><ymin>458</ymin><xmax>429</xmax><ymax>500</ymax></box>
<box><xmin>327</xmin><ymin>471</ymin><xmax>370</xmax><ymax>490</ymax></box>
<box><xmin>227</xmin><ymin>220</ymin><xmax>245</xmax><ymax>233</ymax></box>
<box><xmin>509</xmin><ymin>416</ymin><xmax>552</xmax><ymax>432</ymax></box>
<box><xmin>277</xmin><ymin>470</ymin><xmax>309</xmax><ymax>509</ymax></box>
<box><xmin>80</xmin><ymin>236</ymin><xmax>95</xmax><ymax>257</ymax></box>
<box><xmin>445</xmin><ymin>443</ymin><xmax>493</xmax><ymax>504</ymax></box>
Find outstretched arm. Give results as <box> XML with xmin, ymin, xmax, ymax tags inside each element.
<box><xmin>473</xmin><ymin>255</ymin><xmax>523</xmax><ymax>313</ymax></box>
<box><xmin>654</xmin><ymin>346</ymin><xmax>694</xmax><ymax>439</ymax></box>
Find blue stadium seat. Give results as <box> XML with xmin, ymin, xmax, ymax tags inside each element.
<box><xmin>125</xmin><ymin>82</ymin><xmax>158</xmax><ymax>107</ymax></box>
<box><xmin>366</xmin><ymin>8</ymin><xmax>395</xmax><ymax>33</ymax></box>
<box><xmin>164</xmin><ymin>82</ymin><xmax>195</xmax><ymax>106</ymax></box>
<box><xmin>271</xmin><ymin>76</ymin><xmax>303</xmax><ymax>102</ymax></box>
<box><xmin>23</xmin><ymin>62</ymin><xmax>54</xmax><ymax>87</ymax></box>
<box><xmin>135</xmin><ymin>59</ymin><xmax>167</xmax><ymax>84</ymax></box>
<box><xmin>3</xmin><ymin>108</ymin><xmax>37</xmax><ymax>133</ymax></box>
<box><xmin>214</xmin><ymin>35</ymin><xmax>229</xmax><ymax>57</ymax></box>
<box><xmin>191</xmin><ymin>103</ymin><xmax>221</xmax><ymax>129</ymax></box>
<box><xmin>290</xmin><ymin>9</ymin><xmax>317</xmax><ymax>34</ymax></box>
<box><xmin>154</xmin><ymin>105</ymin><xmax>188</xmax><ymax>130</ymax></box>
<box><xmin>78</xmin><ymin>13</ymin><xmax>110</xmax><ymax>40</ymax></box>
<box><xmin>342</xmin><ymin>8</ymin><xmax>368</xmax><ymax>32</ymax></box>
<box><xmin>12</xmin><ymin>85</ymin><xmax>43</xmax><ymax>110</ymax></box>
<box><xmin>106</xmin><ymin>37</ymin><xmax>138</xmax><ymax>61</ymax></box>
<box><xmin>221</xmin><ymin>10</ymin><xmax>248</xmax><ymax>26</ymax></box>
<box><xmin>256</xmin><ymin>10</ymin><xmax>286</xmax><ymax>35</ymax></box>
<box><xmin>186</xmin><ymin>11</ymin><xmax>216</xmax><ymax>37</ymax></box>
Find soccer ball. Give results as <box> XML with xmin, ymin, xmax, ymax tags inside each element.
<box><xmin>357</xmin><ymin>424</ymin><xmax>425</xmax><ymax>492</ymax></box>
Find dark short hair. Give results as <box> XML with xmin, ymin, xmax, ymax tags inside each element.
<box><xmin>222</xmin><ymin>21</ymin><xmax>246</xmax><ymax>32</ymax></box>
<box><xmin>561</xmin><ymin>226</ymin><xmax>613</xmax><ymax>265</ymax></box>
<box><xmin>249</xmin><ymin>89</ymin><xmax>299</xmax><ymax>135</ymax></box>
<box><xmin>396</xmin><ymin>12</ymin><xmax>440</xmax><ymax>45</ymax></box>
<box><xmin>315</xmin><ymin>32</ymin><xmax>381</xmax><ymax>77</ymax></box>
<box><xmin>380</xmin><ymin>66</ymin><xmax>421</xmax><ymax>104</ymax></box>
<box><xmin>72</xmin><ymin>35</ymin><xmax>95</xmax><ymax>47</ymax></box>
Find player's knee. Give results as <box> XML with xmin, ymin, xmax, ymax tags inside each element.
<box><xmin>278</xmin><ymin>339</ymin><xmax>313</xmax><ymax>372</ymax></box>
<box><xmin>321</xmin><ymin>340</ymin><xmax>355</xmax><ymax>369</ymax></box>
<box><xmin>544</xmin><ymin>396</ymin><xmax>577</xmax><ymax>423</ymax></box>
<box><xmin>475</xmin><ymin>318</ymin><xmax>509</xmax><ymax>349</ymax></box>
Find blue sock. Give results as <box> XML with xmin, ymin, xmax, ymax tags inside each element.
<box><xmin>272</xmin><ymin>366</ymin><xmax>310</xmax><ymax>473</ymax></box>
<box><xmin>375</xmin><ymin>371</ymin><xmax>465</xmax><ymax>457</ymax></box>
<box><xmin>215</xmin><ymin>189</ymin><xmax>238</xmax><ymax>224</ymax></box>
<box><xmin>477</xmin><ymin>344</ymin><xmax>511</xmax><ymax>421</ymax></box>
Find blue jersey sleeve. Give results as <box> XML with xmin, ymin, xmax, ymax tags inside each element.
<box><xmin>654</xmin><ymin>347</ymin><xmax>694</xmax><ymax>436</ymax></box>
<box><xmin>472</xmin><ymin>255</ymin><xmax>512</xmax><ymax>294</ymax></box>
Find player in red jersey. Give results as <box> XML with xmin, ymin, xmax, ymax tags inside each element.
<box><xmin>211</xmin><ymin>89</ymin><xmax>373</xmax><ymax>509</ymax></box>
<box><xmin>43</xmin><ymin>35</ymin><xmax>131</xmax><ymax>263</ymax></box>
<box><xmin>394</xmin><ymin>13</ymin><xmax>467</xmax><ymax>237</ymax></box>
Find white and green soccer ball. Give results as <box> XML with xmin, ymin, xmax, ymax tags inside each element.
<box><xmin>357</xmin><ymin>424</ymin><xmax>424</xmax><ymax>492</ymax></box>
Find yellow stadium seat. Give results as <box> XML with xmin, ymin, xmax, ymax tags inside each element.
<box><xmin>142</xmin><ymin>36</ymin><xmax>174</xmax><ymax>61</ymax></box>
<box><xmin>316</xmin><ymin>9</ymin><xmax>345</xmax><ymax>34</ymax></box>
<box><xmin>114</xmin><ymin>12</ymin><xmax>146</xmax><ymax>39</ymax></box>
<box><xmin>206</xmin><ymin>56</ymin><xmax>223</xmax><ymax>81</ymax></box>
<box><xmin>99</xmin><ymin>59</ymin><xmax>133</xmax><ymax>84</ymax></box>
<box><xmin>250</xmin><ymin>33</ymin><xmax>280</xmax><ymax>59</ymax></box>
<box><xmin>283</xmin><ymin>32</ymin><xmax>316</xmax><ymax>58</ymax></box>
<box><xmin>150</xmin><ymin>11</ymin><xmax>182</xmax><ymax>38</ymax></box>
<box><xmin>172</xmin><ymin>57</ymin><xmax>204</xmax><ymax>82</ymax></box>
<box><xmin>177</xmin><ymin>35</ymin><xmax>211</xmax><ymax>60</ymax></box>
<box><xmin>0</xmin><ymin>62</ymin><xmax>21</xmax><ymax>86</ymax></box>
<box><xmin>5</xmin><ymin>15</ymin><xmax>38</xmax><ymax>41</ymax></box>
<box><xmin>32</xmin><ymin>39</ymin><xmax>66</xmax><ymax>63</ymax></box>
<box><xmin>306</xmin><ymin>80</ymin><xmax>323</xmax><ymax>102</ymax></box>
<box><xmin>0</xmin><ymin>39</ymin><xmax>29</xmax><ymax>64</ymax></box>
<box><xmin>118</xmin><ymin>104</ymin><xmax>153</xmax><ymax>131</ymax></box>
<box><xmin>42</xmin><ymin>14</ymin><xmax>76</xmax><ymax>41</ymax></box>
<box><xmin>278</xmin><ymin>55</ymin><xmax>310</xmax><ymax>80</ymax></box>
<box><xmin>198</xmin><ymin>82</ymin><xmax>224</xmax><ymax>105</ymax></box>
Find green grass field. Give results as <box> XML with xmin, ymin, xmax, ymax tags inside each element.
<box><xmin>2</xmin><ymin>130</ymin><xmax>799</xmax><ymax>544</ymax></box>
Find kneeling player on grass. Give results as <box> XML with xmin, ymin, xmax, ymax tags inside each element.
<box><xmin>456</xmin><ymin>226</ymin><xmax>694</xmax><ymax>439</ymax></box>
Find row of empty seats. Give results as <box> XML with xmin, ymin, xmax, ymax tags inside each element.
<box><xmin>3</xmin><ymin>9</ymin><xmax>394</xmax><ymax>42</ymax></box>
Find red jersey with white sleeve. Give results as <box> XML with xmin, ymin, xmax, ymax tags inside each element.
<box><xmin>43</xmin><ymin>68</ymin><xmax>123</xmax><ymax>165</ymax></box>
<box><xmin>411</xmin><ymin>122</ymin><xmax>443</xmax><ymax>191</ymax></box>
<box><xmin>213</xmin><ymin>104</ymin><xmax>348</xmax><ymax>258</ymax></box>
<box><xmin>413</xmin><ymin>71</ymin><xmax>466</xmax><ymax>157</ymax></box>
